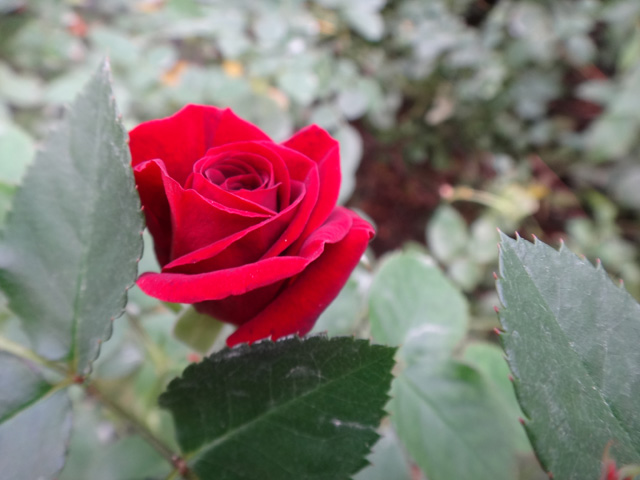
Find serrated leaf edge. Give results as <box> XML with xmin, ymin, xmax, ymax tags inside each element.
<box><xmin>494</xmin><ymin>231</ymin><xmax>639</xmax><ymax>476</ymax></box>
<box><xmin>161</xmin><ymin>335</ymin><xmax>395</xmax><ymax>479</ymax></box>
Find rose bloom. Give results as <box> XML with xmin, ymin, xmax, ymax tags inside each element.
<box><xmin>130</xmin><ymin>105</ymin><xmax>374</xmax><ymax>346</ymax></box>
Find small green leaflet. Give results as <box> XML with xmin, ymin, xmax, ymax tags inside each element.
<box><xmin>159</xmin><ymin>335</ymin><xmax>396</xmax><ymax>480</ymax></box>
<box><xmin>497</xmin><ymin>232</ymin><xmax>640</xmax><ymax>479</ymax></box>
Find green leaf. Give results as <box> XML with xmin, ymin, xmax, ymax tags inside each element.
<box><xmin>427</xmin><ymin>204</ymin><xmax>469</xmax><ymax>263</ymax></box>
<box><xmin>496</xmin><ymin>233</ymin><xmax>640</xmax><ymax>479</ymax></box>
<box><xmin>312</xmin><ymin>266</ymin><xmax>370</xmax><ymax>337</ymax></box>
<box><xmin>369</xmin><ymin>250</ymin><xmax>468</xmax><ymax>362</ymax></box>
<box><xmin>0</xmin><ymin>181</ymin><xmax>15</xmax><ymax>227</ymax></box>
<box><xmin>0</xmin><ymin>61</ymin><xmax>144</xmax><ymax>374</ymax></box>
<box><xmin>159</xmin><ymin>335</ymin><xmax>396</xmax><ymax>480</ymax></box>
<box><xmin>462</xmin><ymin>342</ymin><xmax>532</xmax><ymax>453</ymax></box>
<box><xmin>389</xmin><ymin>360</ymin><xmax>522</xmax><ymax>480</ymax></box>
<box><xmin>0</xmin><ymin>121</ymin><xmax>34</xmax><ymax>185</ymax></box>
<box><xmin>0</xmin><ymin>352</ymin><xmax>72</xmax><ymax>479</ymax></box>
<box><xmin>370</xmin><ymin>251</ymin><xmax>521</xmax><ymax>480</ymax></box>
<box><xmin>353</xmin><ymin>426</ymin><xmax>412</xmax><ymax>480</ymax></box>
<box><xmin>173</xmin><ymin>306</ymin><xmax>224</xmax><ymax>354</ymax></box>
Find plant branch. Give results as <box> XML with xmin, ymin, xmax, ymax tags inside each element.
<box><xmin>86</xmin><ymin>382</ymin><xmax>196</xmax><ymax>479</ymax></box>
<box><xmin>127</xmin><ymin>314</ymin><xmax>171</xmax><ymax>375</ymax></box>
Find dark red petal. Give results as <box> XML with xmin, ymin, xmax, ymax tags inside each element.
<box><xmin>168</xmin><ymin>184</ymin><xmax>267</xmax><ymax>260</ymax></box>
<box><xmin>204</xmin><ymin>142</ymin><xmax>293</xmax><ymax>211</ymax></box>
<box><xmin>130</xmin><ymin>105</ymin><xmax>224</xmax><ymax>185</ymax></box>
<box><xmin>212</xmin><ymin>108</ymin><xmax>271</xmax><ymax>146</ymax></box>
<box><xmin>137</xmin><ymin>255</ymin><xmax>309</xmax><ymax>303</ymax></box>
<box><xmin>133</xmin><ymin>160</ymin><xmax>173</xmax><ymax>266</ymax></box>
<box><xmin>282</xmin><ymin>125</ymin><xmax>341</xmax><ymax>238</ymax></box>
<box><xmin>226</xmin><ymin>210</ymin><xmax>374</xmax><ymax>346</ymax></box>
<box><xmin>188</xmin><ymin>172</ymin><xmax>275</xmax><ymax>215</ymax></box>
<box><xmin>163</xmin><ymin>183</ymin><xmax>305</xmax><ymax>272</ymax></box>
<box><xmin>259</xmin><ymin>175</ymin><xmax>319</xmax><ymax>259</ymax></box>
<box><xmin>194</xmin><ymin>281</ymin><xmax>286</xmax><ymax>326</ymax></box>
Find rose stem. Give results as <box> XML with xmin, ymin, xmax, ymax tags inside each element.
<box><xmin>86</xmin><ymin>382</ymin><xmax>197</xmax><ymax>479</ymax></box>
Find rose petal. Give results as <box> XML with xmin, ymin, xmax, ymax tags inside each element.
<box><xmin>204</xmin><ymin>142</ymin><xmax>295</xmax><ymax>211</ymax></box>
<box><xmin>168</xmin><ymin>182</ymin><xmax>268</xmax><ymax>260</ymax></box>
<box><xmin>137</xmin><ymin>255</ymin><xmax>308</xmax><ymax>303</ymax></box>
<box><xmin>188</xmin><ymin>172</ymin><xmax>276</xmax><ymax>215</ymax></box>
<box><xmin>212</xmin><ymin>108</ymin><xmax>271</xmax><ymax>146</ymax></box>
<box><xmin>226</xmin><ymin>210</ymin><xmax>374</xmax><ymax>346</ymax></box>
<box><xmin>130</xmin><ymin>106</ymin><xmax>272</xmax><ymax>186</ymax></box>
<box><xmin>133</xmin><ymin>160</ymin><xmax>173</xmax><ymax>266</ymax></box>
<box><xmin>282</xmin><ymin>125</ymin><xmax>341</xmax><ymax>238</ymax></box>
<box><xmin>194</xmin><ymin>281</ymin><xmax>286</xmax><ymax>326</ymax></box>
<box><xmin>130</xmin><ymin>105</ymin><xmax>224</xmax><ymax>185</ymax></box>
<box><xmin>164</xmin><ymin>184</ymin><xmax>304</xmax><ymax>272</ymax></box>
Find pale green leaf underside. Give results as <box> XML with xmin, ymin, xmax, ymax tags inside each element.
<box><xmin>160</xmin><ymin>336</ymin><xmax>395</xmax><ymax>480</ymax></box>
<box><xmin>389</xmin><ymin>360</ymin><xmax>521</xmax><ymax>480</ymax></box>
<box><xmin>370</xmin><ymin>250</ymin><xmax>521</xmax><ymax>480</ymax></box>
<box><xmin>0</xmin><ymin>352</ymin><xmax>72</xmax><ymax>480</ymax></box>
<box><xmin>369</xmin><ymin>250</ymin><xmax>468</xmax><ymax>362</ymax></box>
<box><xmin>0</xmin><ymin>61</ymin><xmax>143</xmax><ymax>374</ymax></box>
<box><xmin>497</xmin><ymin>233</ymin><xmax>640</xmax><ymax>479</ymax></box>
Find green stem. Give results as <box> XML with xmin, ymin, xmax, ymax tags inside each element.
<box><xmin>127</xmin><ymin>315</ymin><xmax>170</xmax><ymax>375</ymax></box>
<box><xmin>0</xmin><ymin>335</ymin><xmax>68</xmax><ymax>376</ymax></box>
<box><xmin>87</xmin><ymin>382</ymin><xmax>196</xmax><ymax>478</ymax></box>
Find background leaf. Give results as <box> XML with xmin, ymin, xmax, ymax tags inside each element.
<box><xmin>0</xmin><ymin>61</ymin><xmax>143</xmax><ymax>374</ymax></box>
<box><xmin>172</xmin><ymin>306</ymin><xmax>224</xmax><ymax>354</ymax></box>
<box><xmin>159</xmin><ymin>335</ymin><xmax>395</xmax><ymax>480</ymax></box>
<box><xmin>496</xmin><ymin>233</ymin><xmax>640</xmax><ymax>479</ymax></box>
<box><xmin>0</xmin><ymin>352</ymin><xmax>72</xmax><ymax>480</ymax></box>
<box><xmin>371</xmin><ymin>249</ymin><xmax>527</xmax><ymax>480</ymax></box>
<box><xmin>389</xmin><ymin>359</ymin><xmax>522</xmax><ymax>480</ymax></box>
<box><xmin>369</xmin><ymin>250</ymin><xmax>468</xmax><ymax>362</ymax></box>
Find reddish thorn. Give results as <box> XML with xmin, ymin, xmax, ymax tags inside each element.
<box><xmin>493</xmin><ymin>327</ymin><xmax>502</xmax><ymax>336</ymax></box>
<box><xmin>187</xmin><ymin>353</ymin><xmax>201</xmax><ymax>363</ymax></box>
<box><xmin>172</xmin><ymin>456</ymin><xmax>190</xmax><ymax>476</ymax></box>
<box><xmin>519</xmin><ymin>417</ymin><xmax>526</xmax><ymax>425</ymax></box>
<box><xmin>596</xmin><ymin>258</ymin><xmax>602</xmax><ymax>266</ymax></box>
<box><xmin>72</xmin><ymin>374</ymin><xmax>85</xmax><ymax>384</ymax></box>
<box><xmin>493</xmin><ymin>305</ymin><xmax>500</xmax><ymax>313</ymax></box>
<box><xmin>492</xmin><ymin>272</ymin><xmax>498</xmax><ymax>280</ymax></box>
<box><xmin>531</xmin><ymin>233</ymin><xmax>538</xmax><ymax>241</ymax></box>
<box><xmin>515</xmin><ymin>231</ymin><xmax>521</xmax><ymax>239</ymax></box>
<box><xmin>619</xmin><ymin>278</ymin><xmax>625</xmax><ymax>287</ymax></box>
<box><xmin>508</xmin><ymin>375</ymin><xmax>514</xmax><ymax>382</ymax></box>
<box><xmin>140</xmin><ymin>205</ymin><xmax>145</xmax><ymax>211</ymax></box>
<box><xmin>439</xmin><ymin>184</ymin><xmax>453</xmax><ymax>198</ymax></box>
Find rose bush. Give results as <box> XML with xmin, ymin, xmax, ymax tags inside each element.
<box><xmin>130</xmin><ymin>105</ymin><xmax>374</xmax><ymax>346</ymax></box>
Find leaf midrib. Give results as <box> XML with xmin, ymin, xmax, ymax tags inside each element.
<box><xmin>68</xmin><ymin>80</ymin><xmax>111</xmax><ymax>373</ymax></box>
<box><xmin>187</xmin><ymin>353</ymin><xmax>388</xmax><ymax>466</ymax></box>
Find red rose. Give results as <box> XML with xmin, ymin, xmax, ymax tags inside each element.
<box><xmin>130</xmin><ymin>105</ymin><xmax>374</xmax><ymax>346</ymax></box>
